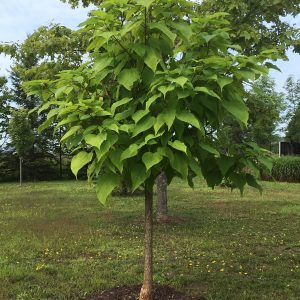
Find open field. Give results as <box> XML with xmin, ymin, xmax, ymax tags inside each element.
<box><xmin>0</xmin><ymin>179</ymin><xmax>299</xmax><ymax>300</ymax></box>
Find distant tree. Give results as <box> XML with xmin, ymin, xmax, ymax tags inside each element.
<box><xmin>25</xmin><ymin>1</ymin><xmax>274</xmax><ymax>299</ymax></box>
<box><xmin>60</xmin><ymin>0</ymin><xmax>100</xmax><ymax>8</ymax></box>
<box><xmin>201</xmin><ymin>0</ymin><xmax>300</xmax><ymax>56</ymax></box>
<box><xmin>8</xmin><ymin>109</ymin><xmax>34</xmax><ymax>186</ymax></box>
<box><xmin>218</xmin><ymin>76</ymin><xmax>284</xmax><ymax>151</ymax></box>
<box><xmin>246</xmin><ymin>77</ymin><xmax>284</xmax><ymax>149</ymax></box>
<box><xmin>0</xmin><ymin>77</ymin><xmax>11</xmax><ymax>150</ymax></box>
<box><xmin>284</xmin><ymin>75</ymin><xmax>300</xmax><ymax>121</ymax></box>
<box><xmin>286</xmin><ymin>103</ymin><xmax>300</xmax><ymax>142</ymax></box>
<box><xmin>0</xmin><ymin>24</ymin><xmax>88</xmax><ymax>177</ymax></box>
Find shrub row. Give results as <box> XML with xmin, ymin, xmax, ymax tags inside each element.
<box><xmin>263</xmin><ymin>156</ymin><xmax>300</xmax><ymax>183</ymax></box>
<box><xmin>0</xmin><ymin>151</ymin><xmax>75</xmax><ymax>182</ymax></box>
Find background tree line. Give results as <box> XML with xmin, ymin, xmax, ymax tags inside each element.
<box><xmin>0</xmin><ymin>0</ymin><xmax>299</xmax><ymax>186</ymax></box>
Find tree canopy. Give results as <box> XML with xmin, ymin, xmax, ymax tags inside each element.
<box><xmin>25</xmin><ymin>0</ymin><xmax>274</xmax><ymax>204</ymax></box>
<box><xmin>23</xmin><ymin>0</ymin><xmax>278</xmax><ymax>298</ymax></box>
<box><xmin>201</xmin><ymin>0</ymin><xmax>300</xmax><ymax>56</ymax></box>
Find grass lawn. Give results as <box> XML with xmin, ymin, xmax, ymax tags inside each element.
<box><xmin>0</xmin><ymin>179</ymin><xmax>299</xmax><ymax>300</ymax></box>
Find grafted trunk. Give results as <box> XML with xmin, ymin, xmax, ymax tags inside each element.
<box><xmin>156</xmin><ymin>171</ymin><xmax>168</xmax><ymax>221</ymax></box>
<box><xmin>139</xmin><ymin>187</ymin><xmax>153</xmax><ymax>300</ymax></box>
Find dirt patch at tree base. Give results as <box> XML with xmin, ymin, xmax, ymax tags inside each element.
<box><xmin>82</xmin><ymin>284</ymin><xmax>206</xmax><ymax>300</ymax></box>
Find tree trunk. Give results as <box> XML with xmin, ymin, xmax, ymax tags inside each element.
<box><xmin>19</xmin><ymin>157</ymin><xmax>22</xmax><ymax>187</ymax></box>
<box><xmin>59</xmin><ymin>128</ymin><xmax>63</xmax><ymax>179</ymax></box>
<box><xmin>156</xmin><ymin>171</ymin><xmax>168</xmax><ymax>221</ymax></box>
<box><xmin>139</xmin><ymin>187</ymin><xmax>153</xmax><ymax>300</ymax></box>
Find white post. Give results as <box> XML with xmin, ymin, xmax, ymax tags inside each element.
<box><xmin>278</xmin><ymin>142</ymin><xmax>281</xmax><ymax>158</ymax></box>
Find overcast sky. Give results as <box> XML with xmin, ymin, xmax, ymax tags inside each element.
<box><xmin>0</xmin><ymin>0</ymin><xmax>300</xmax><ymax>91</ymax></box>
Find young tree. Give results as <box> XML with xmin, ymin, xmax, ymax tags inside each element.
<box><xmin>25</xmin><ymin>1</ymin><xmax>273</xmax><ymax>299</ymax></box>
<box><xmin>59</xmin><ymin>0</ymin><xmax>300</xmax><ymax>221</ymax></box>
<box><xmin>8</xmin><ymin>109</ymin><xmax>34</xmax><ymax>186</ymax></box>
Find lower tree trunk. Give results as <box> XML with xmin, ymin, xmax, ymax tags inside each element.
<box><xmin>19</xmin><ymin>157</ymin><xmax>22</xmax><ymax>187</ymax></box>
<box><xmin>59</xmin><ymin>128</ymin><xmax>63</xmax><ymax>179</ymax></box>
<box><xmin>156</xmin><ymin>171</ymin><xmax>168</xmax><ymax>221</ymax></box>
<box><xmin>139</xmin><ymin>187</ymin><xmax>153</xmax><ymax>300</ymax></box>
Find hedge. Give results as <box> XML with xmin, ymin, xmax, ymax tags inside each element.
<box><xmin>267</xmin><ymin>156</ymin><xmax>300</xmax><ymax>183</ymax></box>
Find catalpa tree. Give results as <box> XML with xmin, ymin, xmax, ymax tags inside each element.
<box><xmin>25</xmin><ymin>0</ymin><xmax>273</xmax><ymax>299</ymax></box>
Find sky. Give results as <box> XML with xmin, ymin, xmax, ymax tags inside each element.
<box><xmin>0</xmin><ymin>0</ymin><xmax>300</xmax><ymax>91</ymax></box>
<box><xmin>0</xmin><ymin>0</ymin><xmax>92</xmax><ymax>76</ymax></box>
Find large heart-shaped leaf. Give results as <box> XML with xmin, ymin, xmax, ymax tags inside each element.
<box><xmin>96</xmin><ymin>172</ymin><xmax>120</xmax><ymax>205</ymax></box>
<box><xmin>71</xmin><ymin>151</ymin><xmax>93</xmax><ymax>178</ymax></box>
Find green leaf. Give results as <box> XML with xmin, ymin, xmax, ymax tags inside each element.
<box><xmin>199</xmin><ymin>143</ymin><xmax>219</xmax><ymax>156</ymax></box>
<box><xmin>109</xmin><ymin>149</ymin><xmax>123</xmax><ymax>172</ymax></box>
<box><xmin>121</xmin><ymin>144</ymin><xmax>140</xmax><ymax>161</ymax></box>
<box><xmin>230</xmin><ymin>173</ymin><xmax>246</xmax><ymax>195</ymax></box>
<box><xmin>265</xmin><ymin>62</ymin><xmax>281</xmax><ymax>72</ymax></box>
<box><xmin>111</xmin><ymin>97</ymin><xmax>132</xmax><ymax>114</ymax></box>
<box><xmin>217</xmin><ymin>77</ymin><xmax>233</xmax><ymax>91</ymax></box>
<box><xmin>146</xmin><ymin>94</ymin><xmax>160</xmax><ymax>110</ymax></box>
<box><xmin>158</xmin><ymin>85</ymin><xmax>175</xmax><ymax>98</ymax></box>
<box><xmin>142</xmin><ymin>152</ymin><xmax>163</xmax><ymax>171</ymax></box>
<box><xmin>217</xmin><ymin>156</ymin><xmax>235</xmax><ymax>176</ymax></box>
<box><xmin>131</xmin><ymin>163</ymin><xmax>149</xmax><ymax>191</ymax></box>
<box><xmin>170</xmin><ymin>76</ymin><xmax>188</xmax><ymax>88</ymax></box>
<box><xmin>203</xmin><ymin>34</ymin><xmax>216</xmax><ymax>43</ymax></box>
<box><xmin>71</xmin><ymin>151</ymin><xmax>93</xmax><ymax>178</ymax></box>
<box><xmin>144</xmin><ymin>47</ymin><xmax>160</xmax><ymax>72</ymax></box>
<box><xmin>246</xmin><ymin>173</ymin><xmax>262</xmax><ymax>194</ymax></box>
<box><xmin>136</xmin><ymin>0</ymin><xmax>154</xmax><ymax>9</ymax></box>
<box><xmin>150</xmin><ymin>23</ymin><xmax>176</xmax><ymax>44</ymax></box>
<box><xmin>129</xmin><ymin>43</ymin><xmax>146</xmax><ymax>57</ymax></box>
<box><xmin>171</xmin><ymin>152</ymin><xmax>188</xmax><ymax>179</ymax></box>
<box><xmin>195</xmin><ymin>87</ymin><xmax>221</xmax><ymax>100</ymax></box>
<box><xmin>61</xmin><ymin>126</ymin><xmax>81</xmax><ymax>143</ymax></box>
<box><xmin>132</xmin><ymin>109</ymin><xmax>149</xmax><ymax>123</ymax></box>
<box><xmin>171</xmin><ymin>22</ymin><xmax>192</xmax><ymax>41</ymax></box>
<box><xmin>257</xmin><ymin>156</ymin><xmax>273</xmax><ymax>172</ymax></box>
<box><xmin>188</xmin><ymin>157</ymin><xmax>202</xmax><ymax>177</ymax></box>
<box><xmin>222</xmin><ymin>98</ymin><xmax>249</xmax><ymax>125</ymax></box>
<box><xmin>85</xmin><ymin>132</ymin><xmax>107</xmax><ymax>150</ymax></box>
<box><xmin>38</xmin><ymin>118</ymin><xmax>55</xmax><ymax>133</ymax></box>
<box><xmin>96</xmin><ymin>172</ymin><xmax>120</xmax><ymax>205</ymax></box>
<box><xmin>132</xmin><ymin>116</ymin><xmax>155</xmax><ymax>137</ymax></box>
<box><xmin>168</xmin><ymin>140</ymin><xmax>187</xmax><ymax>154</ymax></box>
<box><xmin>235</xmin><ymin>69</ymin><xmax>256</xmax><ymax>81</ymax></box>
<box><xmin>117</xmin><ymin>68</ymin><xmax>140</xmax><ymax>90</ymax></box>
<box><xmin>154</xmin><ymin>114</ymin><xmax>165</xmax><ymax>134</ymax></box>
<box><xmin>161</xmin><ymin>107</ymin><xmax>176</xmax><ymax>130</ymax></box>
<box><xmin>176</xmin><ymin>110</ymin><xmax>202</xmax><ymax>131</ymax></box>
<box><xmin>94</xmin><ymin>57</ymin><xmax>113</xmax><ymax>73</ymax></box>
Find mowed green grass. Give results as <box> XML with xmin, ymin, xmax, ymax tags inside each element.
<box><xmin>0</xmin><ymin>179</ymin><xmax>299</xmax><ymax>300</ymax></box>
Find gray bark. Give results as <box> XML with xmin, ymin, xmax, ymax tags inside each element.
<box><xmin>139</xmin><ymin>187</ymin><xmax>153</xmax><ymax>300</ymax></box>
<box><xmin>156</xmin><ymin>171</ymin><xmax>168</xmax><ymax>220</ymax></box>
